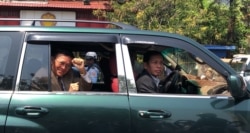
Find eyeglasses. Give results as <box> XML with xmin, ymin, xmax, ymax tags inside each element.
<box><xmin>55</xmin><ymin>60</ymin><xmax>71</xmax><ymax>69</ymax></box>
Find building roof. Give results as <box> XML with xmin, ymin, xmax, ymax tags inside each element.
<box><xmin>0</xmin><ymin>1</ymin><xmax>111</xmax><ymax>9</ymax></box>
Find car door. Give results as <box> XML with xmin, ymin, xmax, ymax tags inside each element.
<box><xmin>5</xmin><ymin>33</ymin><xmax>130</xmax><ymax>133</ymax></box>
<box><xmin>0</xmin><ymin>32</ymin><xmax>23</xmax><ymax>133</ymax></box>
<box><xmin>121</xmin><ymin>34</ymin><xmax>250</xmax><ymax>133</ymax></box>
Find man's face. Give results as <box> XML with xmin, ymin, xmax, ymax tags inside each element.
<box><xmin>144</xmin><ymin>55</ymin><xmax>164</xmax><ymax>77</ymax></box>
<box><xmin>52</xmin><ymin>54</ymin><xmax>72</xmax><ymax>77</ymax></box>
<box><xmin>85</xmin><ymin>58</ymin><xmax>94</xmax><ymax>66</ymax></box>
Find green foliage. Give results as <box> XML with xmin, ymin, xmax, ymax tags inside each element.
<box><xmin>94</xmin><ymin>0</ymin><xmax>250</xmax><ymax>50</ymax></box>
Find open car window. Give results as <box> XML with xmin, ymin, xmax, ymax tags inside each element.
<box><xmin>19</xmin><ymin>41</ymin><xmax>120</xmax><ymax>93</ymax></box>
<box><xmin>129</xmin><ymin>45</ymin><xmax>228</xmax><ymax>96</ymax></box>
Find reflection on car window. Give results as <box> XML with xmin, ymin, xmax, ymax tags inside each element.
<box><xmin>19</xmin><ymin>44</ymin><xmax>49</xmax><ymax>91</ymax></box>
<box><xmin>129</xmin><ymin>44</ymin><xmax>228</xmax><ymax>96</ymax></box>
<box><xmin>0</xmin><ymin>36</ymin><xmax>12</xmax><ymax>90</ymax></box>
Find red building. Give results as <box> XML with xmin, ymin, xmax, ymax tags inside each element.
<box><xmin>0</xmin><ymin>0</ymin><xmax>111</xmax><ymax>27</ymax></box>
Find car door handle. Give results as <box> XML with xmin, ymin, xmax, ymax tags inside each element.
<box><xmin>138</xmin><ymin>110</ymin><xmax>171</xmax><ymax>119</ymax></box>
<box><xmin>16</xmin><ymin>106</ymin><xmax>49</xmax><ymax>118</ymax></box>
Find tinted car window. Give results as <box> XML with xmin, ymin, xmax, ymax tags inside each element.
<box><xmin>0</xmin><ymin>32</ymin><xmax>23</xmax><ymax>90</ymax></box>
<box><xmin>19</xmin><ymin>44</ymin><xmax>49</xmax><ymax>91</ymax></box>
<box><xmin>0</xmin><ymin>36</ymin><xmax>11</xmax><ymax>76</ymax></box>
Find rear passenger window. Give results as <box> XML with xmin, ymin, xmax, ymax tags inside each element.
<box><xmin>19</xmin><ymin>42</ymin><xmax>119</xmax><ymax>92</ymax></box>
<box><xmin>0</xmin><ymin>36</ymin><xmax>11</xmax><ymax>77</ymax></box>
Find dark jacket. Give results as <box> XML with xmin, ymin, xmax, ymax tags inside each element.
<box><xmin>30</xmin><ymin>67</ymin><xmax>92</xmax><ymax>91</ymax></box>
<box><xmin>136</xmin><ymin>69</ymin><xmax>161</xmax><ymax>93</ymax></box>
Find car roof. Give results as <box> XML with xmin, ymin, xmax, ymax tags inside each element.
<box><xmin>0</xmin><ymin>18</ymin><xmax>236</xmax><ymax>75</ymax></box>
<box><xmin>0</xmin><ymin>18</ymin><xmax>196</xmax><ymax>42</ymax></box>
<box><xmin>0</xmin><ymin>18</ymin><xmax>215</xmax><ymax>59</ymax></box>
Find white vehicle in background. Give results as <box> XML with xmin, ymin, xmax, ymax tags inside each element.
<box><xmin>229</xmin><ymin>54</ymin><xmax>250</xmax><ymax>86</ymax></box>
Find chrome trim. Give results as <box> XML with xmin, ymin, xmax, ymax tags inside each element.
<box><xmin>116</xmin><ymin>43</ymin><xmax>127</xmax><ymax>93</ymax></box>
<box><xmin>0</xmin><ymin>91</ymin><xmax>15</xmax><ymax>94</ymax></box>
<box><xmin>13</xmin><ymin>91</ymin><xmax>128</xmax><ymax>95</ymax></box>
<box><xmin>121</xmin><ymin>44</ymin><xmax>137</xmax><ymax>93</ymax></box>
<box><xmin>0</xmin><ymin>18</ymin><xmax>138</xmax><ymax>30</ymax></box>
<box><xmin>15</xmin><ymin>34</ymin><xmax>28</xmax><ymax>91</ymax></box>
<box><xmin>129</xmin><ymin>93</ymin><xmax>233</xmax><ymax>99</ymax></box>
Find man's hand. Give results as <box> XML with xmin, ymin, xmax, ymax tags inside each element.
<box><xmin>72</xmin><ymin>58</ymin><xmax>86</xmax><ymax>75</ymax></box>
<box><xmin>69</xmin><ymin>82</ymin><xmax>79</xmax><ymax>92</ymax></box>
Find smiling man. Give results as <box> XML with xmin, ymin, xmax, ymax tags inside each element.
<box><xmin>31</xmin><ymin>49</ymin><xmax>92</xmax><ymax>91</ymax></box>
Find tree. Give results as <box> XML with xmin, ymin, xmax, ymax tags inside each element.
<box><xmin>240</xmin><ymin>0</ymin><xmax>250</xmax><ymax>52</ymax></box>
<box><xmin>227</xmin><ymin>0</ymin><xmax>248</xmax><ymax>51</ymax></box>
<box><xmin>94</xmin><ymin>0</ymin><xmax>249</xmax><ymax>51</ymax></box>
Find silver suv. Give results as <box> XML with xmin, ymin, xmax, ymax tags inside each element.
<box><xmin>230</xmin><ymin>54</ymin><xmax>250</xmax><ymax>86</ymax></box>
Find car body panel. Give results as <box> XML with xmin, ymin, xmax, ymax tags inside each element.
<box><xmin>5</xmin><ymin>31</ymin><xmax>131</xmax><ymax>133</ymax></box>
<box><xmin>6</xmin><ymin>92</ymin><xmax>130</xmax><ymax>133</ymax></box>
<box><xmin>120</xmin><ymin>34</ymin><xmax>250</xmax><ymax>133</ymax></box>
<box><xmin>0</xmin><ymin>93</ymin><xmax>12</xmax><ymax>133</ymax></box>
<box><xmin>129</xmin><ymin>94</ymin><xmax>250</xmax><ymax>133</ymax></box>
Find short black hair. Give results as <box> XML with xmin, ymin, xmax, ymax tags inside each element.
<box><xmin>143</xmin><ymin>50</ymin><xmax>163</xmax><ymax>63</ymax></box>
<box><xmin>51</xmin><ymin>49</ymin><xmax>74</xmax><ymax>59</ymax></box>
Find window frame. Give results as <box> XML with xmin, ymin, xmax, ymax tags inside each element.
<box><xmin>16</xmin><ymin>32</ymin><xmax>126</xmax><ymax>93</ymax></box>
<box><xmin>121</xmin><ymin>34</ymin><xmax>235</xmax><ymax>96</ymax></box>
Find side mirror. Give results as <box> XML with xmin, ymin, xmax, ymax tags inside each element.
<box><xmin>227</xmin><ymin>75</ymin><xmax>248</xmax><ymax>99</ymax></box>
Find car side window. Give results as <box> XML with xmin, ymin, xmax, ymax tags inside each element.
<box><xmin>19</xmin><ymin>42</ymin><xmax>119</xmax><ymax>92</ymax></box>
<box><xmin>0</xmin><ymin>32</ymin><xmax>23</xmax><ymax>91</ymax></box>
<box><xmin>0</xmin><ymin>37</ymin><xmax>11</xmax><ymax>77</ymax></box>
<box><xmin>0</xmin><ymin>36</ymin><xmax>12</xmax><ymax>90</ymax></box>
<box><xmin>129</xmin><ymin>44</ymin><xmax>228</xmax><ymax>96</ymax></box>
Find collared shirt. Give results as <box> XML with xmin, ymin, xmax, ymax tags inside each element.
<box><xmin>151</xmin><ymin>75</ymin><xmax>160</xmax><ymax>87</ymax></box>
<box><xmin>57</xmin><ymin>77</ymin><xmax>65</xmax><ymax>91</ymax></box>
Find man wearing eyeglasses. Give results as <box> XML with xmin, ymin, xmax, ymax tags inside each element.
<box><xmin>31</xmin><ymin>49</ymin><xmax>92</xmax><ymax>91</ymax></box>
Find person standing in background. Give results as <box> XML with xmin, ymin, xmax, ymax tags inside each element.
<box><xmin>85</xmin><ymin>51</ymin><xmax>101</xmax><ymax>83</ymax></box>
